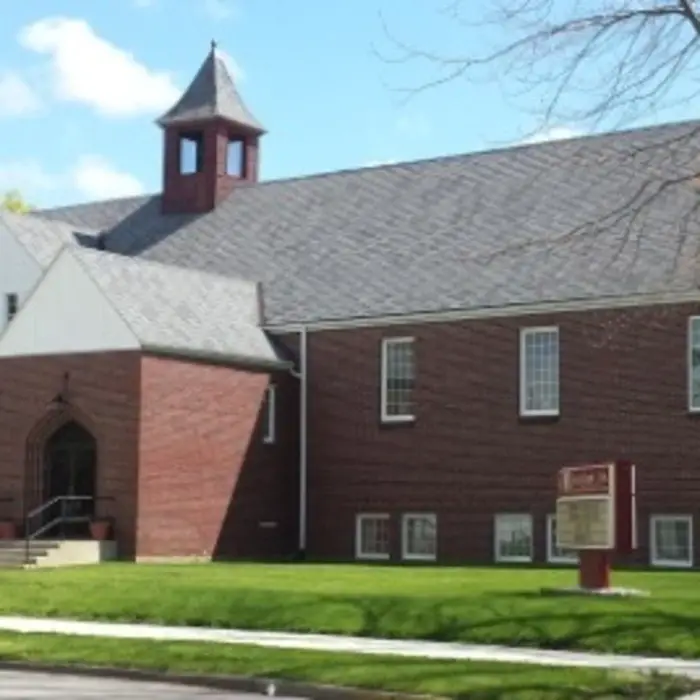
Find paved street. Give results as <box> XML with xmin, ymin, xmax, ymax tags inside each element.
<box><xmin>0</xmin><ymin>670</ymin><xmax>281</xmax><ymax>699</ymax></box>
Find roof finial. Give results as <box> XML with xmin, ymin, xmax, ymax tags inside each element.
<box><xmin>210</xmin><ymin>39</ymin><xmax>218</xmax><ymax>53</ymax></box>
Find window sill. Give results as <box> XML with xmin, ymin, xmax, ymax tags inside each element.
<box><xmin>547</xmin><ymin>557</ymin><xmax>578</xmax><ymax>566</ymax></box>
<box><xmin>519</xmin><ymin>410</ymin><xmax>560</xmax><ymax>419</ymax></box>
<box><xmin>356</xmin><ymin>553</ymin><xmax>390</xmax><ymax>562</ymax></box>
<box><xmin>381</xmin><ymin>415</ymin><xmax>416</xmax><ymax>425</ymax></box>
<box><xmin>495</xmin><ymin>556</ymin><xmax>533</xmax><ymax>564</ymax></box>
<box><xmin>650</xmin><ymin>558</ymin><xmax>693</xmax><ymax>569</ymax></box>
<box><xmin>402</xmin><ymin>553</ymin><xmax>437</xmax><ymax>562</ymax></box>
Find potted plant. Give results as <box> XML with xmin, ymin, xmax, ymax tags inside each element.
<box><xmin>0</xmin><ymin>520</ymin><xmax>16</xmax><ymax>539</ymax></box>
<box><xmin>89</xmin><ymin>517</ymin><xmax>113</xmax><ymax>541</ymax></box>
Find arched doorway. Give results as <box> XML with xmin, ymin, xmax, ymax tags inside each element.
<box><xmin>41</xmin><ymin>421</ymin><xmax>97</xmax><ymax>538</ymax></box>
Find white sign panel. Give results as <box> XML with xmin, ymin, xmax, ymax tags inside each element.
<box><xmin>556</xmin><ymin>496</ymin><xmax>614</xmax><ymax>550</ymax></box>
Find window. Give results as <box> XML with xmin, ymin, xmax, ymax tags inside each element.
<box><xmin>401</xmin><ymin>513</ymin><xmax>437</xmax><ymax>561</ymax></box>
<box><xmin>689</xmin><ymin>317</ymin><xmax>700</xmax><ymax>411</ymax></box>
<box><xmin>227</xmin><ymin>138</ymin><xmax>245</xmax><ymax>177</ymax></box>
<box><xmin>5</xmin><ymin>293</ymin><xmax>18</xmax><ymax>323</ymax></box>
<box><xmin>179</xmin><ymin>131</ymin><xmax>204</xmax><ymax>174</ymax></box>
<box><xmin>263</xmin><ymin>385</ymin><xmax>276</xmax><ymax>444</ymax></box>
<box><xmin>381</xmin><ymin>337</ymin><xmax>415</xmax><ymax>422</ymax></box>
<box><xmin>494</xmin><ymin>514</ymin><xmax>533</xmax><ymax>563</ymax></box>
<box><xmin>355</xmin><ymin>514</ymin><xmax>390</xmax><ymax>560</ymax></box>
<box><xmin>650</xmin><ymin>515</ymin><xmax>693</xmax><ymax>568</ymax></box>
<box><xmin>520</xmin><ymin>327</ymin><xmax>559</xmax><ymax>417</ymax></box>
<box><xmin>546</xmin><ymin>514</ymin><xmax>578</xmax><ymax>565</ymax></box>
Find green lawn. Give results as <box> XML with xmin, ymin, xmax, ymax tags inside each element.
<box><xmin>0</xmin><ymin>632</ymin><xmax>694</xmax><ymax>699</ymax></box>
<box><xmin>1</xmin><ymin>564</ymin><xmax>699</xmax><ymax>658</ymax></box>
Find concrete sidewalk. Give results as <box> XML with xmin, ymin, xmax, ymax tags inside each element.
<box><xmin>2</xmin><ymin>615</ymin><xmax>700</xmax><ymax>683</ymax></box>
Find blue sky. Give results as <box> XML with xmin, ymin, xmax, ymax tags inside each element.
<box><xmin>0</xmin><ymin>0</ymin><xmax>696</xmax><ymax>208</ymax></box>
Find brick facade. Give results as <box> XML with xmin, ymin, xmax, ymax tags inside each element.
<box><xmin>0</xmin><ymin>351</ymin><xmax>141</xmax><ymax>557</ymax></box>
<box><xmin>0</xmin><ymin>351</ymin><xmax>298</xmax><ymax>561</ymax></box>
<box><xmin>137</xmin><ymin>355</ymin><xmax>298</xmax><ymax>560</ymax></box>
<box><xmin>302</xmin><ymin>302</ymin><xmax>700</xmax><ymax>567</ymax></box>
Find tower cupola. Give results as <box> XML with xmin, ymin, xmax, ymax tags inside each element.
<box><xmin>158</xmin><ymin>41</ymin><xmax>265</xmax><ymax>215</ymax></box>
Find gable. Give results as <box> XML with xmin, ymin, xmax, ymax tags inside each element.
<box><xmin>0</xmin><ymin>225</ymin><xmax>42</xmax><ymax>335</ymax></box>
<box><xmin>0</xmin><ymin>250</ymin><xmax>139</xmax><ymax>358</ymax></box>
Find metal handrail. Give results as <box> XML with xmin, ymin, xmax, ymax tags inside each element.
<box><xmin>24</xmin><ymin>495</ymin><xmax>94</xmax><ymax>562</ymax></box>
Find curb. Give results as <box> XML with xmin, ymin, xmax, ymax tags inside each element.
<box><xmin>0</xmin><ymin>660</ymin><xmax>440</xmax><ymax>700</ymax></box>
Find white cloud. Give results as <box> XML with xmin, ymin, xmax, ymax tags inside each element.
<box><xmin>0</xmin><ymin>160</ymin><xmax>55</xmax><ymax>192</ymax></box>
<box><xmin>216</xmin><ymin>48</ymin><xmax>245</xmax><ymax>83</ymax></box>
<box><xmin>70</xmin><ymin>156</ymin><xmax>145</xmax><ymax>199</ymax></box>
<box><xmin>0</xmin><ymin>72</ymin><xmax>41</xmax><ymax>117</ymax></box>
<box><xmin>203</xmin><ymin>0</ymin><xmax>235</xmax><ymax>19</ymax></box>
<box><xmin>0</xmin><ymin>156</ymin><xmax>144</xmax><ymax>201</ymax></box>
<box><xmin>363</xmin><ymin>159</ymin><xmax>398</xmax><ymax>168</ymax></box>
<box><xmin>132</xmin><ymin>0</ymin><xmax>235</xmax><ymax>19</ymax></box>
<box><xmin>523</xmin><ymin>126</ymin><xmax>584</xmax><ymax>144</ymax></box>
<box><xmin>18</xmin><ymin>17</ymin><xmax>180</xmax><ymax>117</ymax></box>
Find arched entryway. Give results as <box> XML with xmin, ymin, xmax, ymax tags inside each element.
<box><xmin>41</xmin><ymin>421</ymin><xmax>97</xmax><ymax>538</ymax></box>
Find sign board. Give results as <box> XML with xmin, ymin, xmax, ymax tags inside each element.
<box><xmin>556</xmin><ymin>464</ymin><xmax>615</xmax><ymax>551</ymax></box>
<box><xmin>555</xmin><ymin>461</ymin><xmax>636</xmax><ymax>553</ymax></box>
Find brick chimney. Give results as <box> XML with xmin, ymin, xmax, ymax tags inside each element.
<box><xmin>157</xmin><ymin>41</ymin><xmax>265</xmax><ymax>215</ymax></box>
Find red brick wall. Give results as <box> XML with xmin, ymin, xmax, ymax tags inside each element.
<box><xmin>0</xmin><ymin>352</ymin><xmax>140</xmax><ymax>556</ymax></box>
<box><xmin>136</xmin><ymin>355</ymin><xmax>298</xmax><ymax>560</ymax></box>
<box><xmin>161</xmin><ymin>121</ymin><xmax>259</xmax><ymax>214</ymax></box>
<box><xmin>302</xmin><ymin>302</ymin><xmax>700</xmax><ymax>566</ymax></box>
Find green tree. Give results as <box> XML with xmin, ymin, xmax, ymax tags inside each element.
<box><xmin>1</xmin><ymin>190</ymin><xmax>31</xmax><ymax>214</ymax></box>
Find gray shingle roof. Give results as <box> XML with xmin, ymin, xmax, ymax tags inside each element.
<box><xmin>156</xmin><ymin>46</ymin><xmax>264</xmax><ymax>133</ymax></box>
<box><xmin>37</xmin><ymin>119</ymin><xmax>700</xmax><ymax>326</ymax></box>
<box><xmin>0</xmin><ymin>211</ymin><xmax>100</xmax><ymax>267</ymax></box>
<box><xmin>68</xmin><ymin>247</ymin><xmax>286</xmax><ymax>368</ymax></box>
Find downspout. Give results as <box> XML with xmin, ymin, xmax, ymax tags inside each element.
<box><xmin>298</xmin><ymin>326</ymin><xmax>308</xmax><ymax>558</ymax></box>
<box><xmin>287</xmin><ymin>326</ymin><xmax>308</xmax><ymax>559</ymax></box>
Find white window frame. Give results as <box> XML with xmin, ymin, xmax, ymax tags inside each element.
<box><xmin>688</xmin><ymin>317</ymin><xmax>700</xmax><ymax>412</ymax></box>
<box><xmin>519</xmin><ymin>326</ymin><xmax>560</xmax><ymax>417</ymax></box>
<box><xmin>355</xmin><ymin>513</ymin><xmax>390</xmax><ymax>561</ymax></box>
<box><xmin>650</xmin><ymin>515</ymin><xmax>693</xmax><ymax>568</ymax></box>
<box><xmin>263</xmin><ymin>385</ymin><xmax>276</xmax><ymax>444</ymax></box>
<box><xmin>401</xmin><ymin>513</ymin><xmax>437</xmax><ymax>561</ymax></box>
<box><xmin>546</xmin><ymin>513</ymin><xmax>578</xmax><ymax>565</ymax></box>
<box><xmin>5</xmin><ymin>293</ymin><xmax>18</xmax><ymax>324</ymax></box>
<box><xmin>380</xmin><ymin>337</ymin><xmax>416</xmax><ymax>423</ymax></box>
<box><xmin>494</xmin><ymin>513</ymin><xmax>534</xmax><ymax>563</ymax></box>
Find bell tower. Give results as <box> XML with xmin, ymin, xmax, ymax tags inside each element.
<box><xmin>158</xmin><ymin>41</ymin><xmax>265</xmax><ymax>215</ymax></box>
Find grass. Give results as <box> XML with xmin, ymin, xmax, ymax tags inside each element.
<box><xmin>1</xmin><ymin>564</ymin><xmax>700</xmax><ymax>659</ymax></box>
<box><xmin>0</xmin><ymin>632</ymin><xmax>695</xmax><ymax>699</ymax></box>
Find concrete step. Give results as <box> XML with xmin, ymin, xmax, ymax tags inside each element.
<box><xmin>0</xmin><ymin>540</ymin><xmax>60</xmax><ymax>568</ymax></box>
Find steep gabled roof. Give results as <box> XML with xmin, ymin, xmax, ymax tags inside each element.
<box><xmin>69</xmin><ymin>248</ymin><xmax>286</xmax><ymax>367</ymax></box>
<box><xmin>157</xmin><ymin>44</ymin><xmax>264</xmax><ymax>133</ymax></box>
<box><xmin>0</xmin><ymin>210</ymin><xmax>100</xmax><ymax>267</ymax></box>
<box><xmin>37</xmin><ymin>119</ymin><xmax>700</xmax><ymax>327</ymax></box>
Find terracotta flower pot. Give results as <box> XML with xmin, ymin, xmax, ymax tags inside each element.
<box><xmin>89</xmin><ymin>519</ymin><xmax>112</xmax><ymax>541</ymax></box>
<box><xmin>0</xmin><ymin>520</ymin><xmax>17</xmax><ymax>540</ymax></box>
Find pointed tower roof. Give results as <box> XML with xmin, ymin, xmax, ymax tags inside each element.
<box><xmin>157</xmin><ymin>41</ymin><xmax>264</xmax><ymax>133</ymax></box>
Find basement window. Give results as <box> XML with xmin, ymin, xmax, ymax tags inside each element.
<box><xmin>356</xmin><ymin>513</ymin><xmax>390</xmax><ymax>560</ymax></box>
<box><xmin>401</xmin><ymin>513</ymin><xmax>437</xmax><ymax>561</ymax></box>
<box><xmin>179</xmin><ymin>131</ymin><xmax>204</xmax><ymax>174</ymax></box>
<box><xmin>5</xmin><ymin>293</ymin><xmax>18</xmax><ymax>323</ymax></box>
<box><xmin>494</xmin><ymin>513</ymin><xmax>533</xmax><ymax>563</ymax></box>
<box><xmin>263</xmin><ymin>384</ymin><xmax>276</xmax><ymax>444</ymax></box>
<box><xmin>227</xmin><ymin>137</ymin><xmax>245</xmax><ymax>177</ymax></box>
<box><xmin>650</xmin><ymin>515</ymin><xmax>693</xmax><ymax>568</ymax></box>
<box><xmin>546</xmin><ymin>514</ymin><xmax>578</xmax><ymax>565</ymax></box>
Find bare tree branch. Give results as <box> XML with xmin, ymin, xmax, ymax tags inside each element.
<box><xmin>376</xmin><ymin>0</ymin><xmax>700</xmax><ymax>275</ymax></box>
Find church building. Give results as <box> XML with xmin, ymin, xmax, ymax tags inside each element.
<box><xmin>1</xmin><ymin>43</ymin><xmax>700</xmax><ymax>569</ymax></box>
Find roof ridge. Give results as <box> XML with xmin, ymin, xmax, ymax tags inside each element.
<box><xmin>72</xmin><ymin>245</ymin><xmax>259</xmax><ymax>287</ymax></box>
